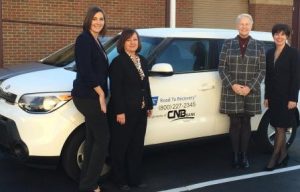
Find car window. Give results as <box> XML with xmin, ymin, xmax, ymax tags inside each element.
<box><xmin>154</xmin><ymin>39</ymin><xmax>210</xmax><ymax>73</ymax></box>
<box><xmin>211</xmin><ymin>40</ymin><xmax>273</xmax><ymax>71</ymax></box>
<box><xmin>263</xmin><ymin>41</ymin><xmax>274</xmax><ymax>53</ymax></box>
<box><xmin>106</xmin><ymin>36</ymin><xmax>163</xmax><ymax>64</ymax></box>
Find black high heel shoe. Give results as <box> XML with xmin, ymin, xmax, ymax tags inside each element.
<box><xmin>232</xmin><ymin>152</ymin><xmax>240</xmax><ymax>169</ymax></box>
<box><xmin>240</xmin><ymin>152</ymin><xmax>249</xmax><ymax>169</ymax></box>
<box><xmin>277</xmin><ymin>154</ymin><xmax>289</xmax><ymax>168</ymax></box>
<box><xmin>263</xmin><ymin>164</ymin><xmax>277</xmax><ymax>171</ymax></box>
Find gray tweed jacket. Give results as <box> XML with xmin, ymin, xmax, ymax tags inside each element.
<box><xmin>218</xmin><ymin>36</ymin><xmax>266</xmax><ymax>115</ymax></box>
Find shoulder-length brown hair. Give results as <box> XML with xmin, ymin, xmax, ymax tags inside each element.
<box><xmin>117</xmin><ymin>28</ymin><xmax>141</xmax><ymax>54</ymax></box>
<box><xmin>82</xmin><ymin>5</ymin><xmax>107</xmax><ymax>36</ymax></box>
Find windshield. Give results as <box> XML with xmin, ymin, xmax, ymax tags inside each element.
<box><xmin>39</xmin><ymin>36</ymin><xmax>163</xmax><ymax>70</ymax></box>
<box><xmin>39</xmin><ymin>36</ymin><xmax>111</xmax><ymax>67</ymax></box>
<box><xmin>40</xmin><ymin>43</ymin><xmax>75</xmax><ymax>67</ymax></box>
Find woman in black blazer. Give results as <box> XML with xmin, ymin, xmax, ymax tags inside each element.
<box><xmin>264</xmin><ymin>24</ymin><xmax>299</xmax><ymax>171</ymax></box>
<box><xmin>71</xmin><ymin>6</ymin><xmax>109</xmax><ymax>192</ymax></box>
<box><xmin>108</xmin><ymin>28</ymin><xmax>153</xmax><ymax>190</ymax></box>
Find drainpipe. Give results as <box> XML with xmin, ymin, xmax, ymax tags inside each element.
<box><xmin>0</xmin><ymin>0</ymin><xmax>3</xmax><ymax>68</ymax></box>
<box><xmin>169</xmin><ymin>0</ymin><xmax>176</xmax><ymax>28</ymax></box>
<box><xmin>292</xmin><ymin>0</ymin><xmax>299</xmax><ymax>49</ymax></box>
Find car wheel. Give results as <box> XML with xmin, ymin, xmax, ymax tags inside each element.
<box><xmin>255</xmin><ymin>110</ymin><xmax>298</xmax><ymax>152</ymax></box>
<box><xmin>61</xmin><ymin>124</ymin><xmax>110</xmax><ymax>181</ymax></box>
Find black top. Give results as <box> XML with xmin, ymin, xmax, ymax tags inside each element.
<box><xmin>265</xmin><ymin>44</ymin><xmax>299</xmax><ymax>102</ymax></box>
<box><xmin>109</xmin><ymin>52</ymin><xmax>153</xmax><ymax>114</ymax></box>
<box><xmin>238</xmin><ymin>35</ymin><xmax>250</xmax><ymax>57</ymax></box>
<box><xmin>71</xmin><ymin>30</ymin><xmax>109</xmax><ymax>99</ymax></box>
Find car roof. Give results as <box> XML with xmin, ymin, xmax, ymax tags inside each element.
<box><xmin>136</xmin><ymin>28</ymin><xmax>273</xmax><ymax>42</ymax></box>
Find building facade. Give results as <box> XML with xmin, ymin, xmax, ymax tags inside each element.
<box><xmin>0</xmin><ymin>0</ymin><xmax>298</xmax><ymax>67</ymax></box>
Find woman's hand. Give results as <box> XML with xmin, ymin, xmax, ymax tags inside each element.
<box><xmin>264</xmin><ymin>99</ymin><xmax>269</xmax><ymax>108</ymax></box>
<box><xmin>94</xmin><ymin>86</ymin><xmax>106</xmax><ymax>113</ymax></box>
<box><xmin>117</xmin><ymin>113</ymin><xmax>126</xmax><ymax>125</ymax></box>
<box><xmin>240</xmin><ymin>86</ymin><xmax>250</xmax><ymax>96</ymax></box>
<box><xmin>99</xmin><ymin>95</ymin><xmax>107</xmax><ymax>113</ymax></box>
<box><xmin>288</xmin><ymin>101</ymin><xmax>297</xmax><ymax>109</ymax></box>
<box><xmin>232</xmin><ymin>84</ymin><xmax>244</xmax><ymax>95</ymax></box>
<box><xmin>147</xmin><ymin>110</ymin><xmax>153</xmax><ymax>117</ymax></box>
<box><xmin>232</xmin><ymin>84</ymin><xmax>250</xmax><ymax>96</ymax></box>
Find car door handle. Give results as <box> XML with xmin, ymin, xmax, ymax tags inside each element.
<box><xmin>199</xmin><ymin>85</ymin><xmax>215</xmax><ymax>91</ymax></box>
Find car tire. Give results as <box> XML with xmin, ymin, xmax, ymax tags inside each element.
<box><xmin>61</xmin><ymin>125</ymin><xmax>85</xmax><ymax>181</ymax></box>
<box><xmin>255</xmin><ymin>109</ymin><xmax>299</xmax><ymax>153</ymax></box>
<box><xmin>61</xmin><ymin>124</ymin><xmax>110</xmax><ymax>181</ymax></box>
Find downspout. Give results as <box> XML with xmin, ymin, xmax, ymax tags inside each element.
<box><xmin>0</xmin><ymin>0</ymin><xmax>3</xmax><ymax>68</ymax></box>
<box><xmin>292</xmin><ymin>0</ymin><xmax>299</xmax><ymax>49</ymax></box>
<box><xmin>169</xmin><ymin>0</ymin><xmax>176</xmax><ymax>28</ymax></box>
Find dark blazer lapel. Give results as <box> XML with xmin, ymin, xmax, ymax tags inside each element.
<box><xmin>243</xmin><ymin>37</ymin><xmax>255</xmax><ymax>62</ymax></box>
<box><xmin>232</xmin><ymin>38</ymin><xmax>240</xmax><ymax>51</ymax></box>
<box><xmin>269</xmin><ymin>48</ymin><xmax>275</xmax><ymax>69</ymax></box>
<box><xmin>87</xmin><ymin>31</ymin><xmax>108</xmax><ymax>62</ymax></box>
<box><xmin>274</xmin><ymin>44</ymin><xmax>288</xmax><ymax>66</ymax></box>
<box><xmin>123</xmin><ymin>53</ymin><xmax>142</xmax><ymax>82</ymax></box>
<box><xmin>232</xmin><ymin>37</ymin><xmax>244</xmax><ymax>63</ymax></box>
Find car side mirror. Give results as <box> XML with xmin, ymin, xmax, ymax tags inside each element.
<box><xmin>149</xmin><ymin>63</ymin><xmax>173</xmax><ymax>76</ymax></box>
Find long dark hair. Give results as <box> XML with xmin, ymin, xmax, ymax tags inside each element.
<box><xmin>117</xmin><ymin>28</ymin><xmax>142</xmax><ymax>54</ymax></box>
<box><xmin>82</xmin><ymin>5</ymin><xmax>107</xmax><ymax>36</ymax></box>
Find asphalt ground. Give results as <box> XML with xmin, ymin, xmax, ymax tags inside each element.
<box><xmin>1</xmin><ymin>131</ymin><xmax>300</xmax><ymax>192</ymax></box>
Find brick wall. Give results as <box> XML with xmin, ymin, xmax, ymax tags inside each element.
<box><xmin>2</xmin><ymin>0</ymin><xmax>169</xmax><ymax>66</ymax></box>
<box><xmin>176</xmin><ymin>0</ymin><xmax>193</xmax><ymax>27</ymax></box>
<box><xmin>1</xmin><ymin>1</ymin><xmax>294</xmax><ymax>66</ymax></box>
<box><xmin>250</xmin><ymin>4</ymin><xmax>293</xmax><ymax>32</ymax></box>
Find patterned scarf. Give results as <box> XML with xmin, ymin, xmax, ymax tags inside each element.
<box><xmin>128</xmin><ymin>53</ymin><xmax>145</xmax><ymax>80</ymax></box>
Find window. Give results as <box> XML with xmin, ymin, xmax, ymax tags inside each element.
<box><xmin>154</xmin><ymin>39</ymin><xmax>210</xmax><ymax>73</ymax></box>
<box><xmin>106</xmin><ymin>36</ymin><xmax>163</xmax><ymax>64</ymax></box>
<box><xmin>263</xmin><ymin>41</ymin><xmax>274</xmax><ymax>53</ymax></box>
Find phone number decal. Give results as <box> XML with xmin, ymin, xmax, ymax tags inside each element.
<box><xmin>158</xmin><ymin>102</ymin><xmax>196</xmax><ymax>111</ymax></box>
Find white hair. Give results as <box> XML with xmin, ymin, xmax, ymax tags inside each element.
<box><xmin>236</xmin><ymin>13</ymin><xmax>253</xmax><ymax>25</ymax></box>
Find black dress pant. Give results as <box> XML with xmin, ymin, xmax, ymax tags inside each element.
<box><xmin>110</xmin><ymin>109</ymin><xmax>147</xmax><ymax>186</ymax></box>
<box><xmin>73</xmin><ymin>97</ymin><xmax>110</xmax><ymax>191</ymax></box>
<box><xmin>229</xmin><ymin>114</ymin><xmax>251</xmax><ymax>153</ymax></box>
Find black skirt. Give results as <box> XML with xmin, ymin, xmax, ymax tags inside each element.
<box><xmin>269</xmin><ymin>98</ymin><xmax>295</xmax><ymax>128</ymax></box>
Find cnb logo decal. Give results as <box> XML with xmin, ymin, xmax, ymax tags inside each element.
<box><xmin>167</xmin><ymin>109</ymin><xmax>195</xmax><ymax>121</ymax></box>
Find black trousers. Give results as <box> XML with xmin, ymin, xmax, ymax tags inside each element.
<box><xmin>229</xmin><ymin>114</ymin><xmax>251</xmax><ymax>153</ymax></box>
<box><xmin>73</xmin><ymin>97</ymin><xmax>110</xmax><ymax>191</ymax></box>
<box><xmin>109</xmin><ymin>109</ymin><xmax>147</xmax><ymax>186</ymax></box>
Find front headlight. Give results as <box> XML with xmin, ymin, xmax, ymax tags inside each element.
<box><xmin>18</xmin><ymin>92</ymin><xmax>72</xmax><ymax>113</ymax></box>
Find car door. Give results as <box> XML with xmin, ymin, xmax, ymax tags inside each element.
<box><xmin>145</xmin><ymin>38</ymin><xmax>221</xmax><ymax>145</ymax></box>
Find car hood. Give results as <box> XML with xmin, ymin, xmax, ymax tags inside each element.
<box><xmin>0</xmin><ymin>62</ymin><xmax>56</xmax><ymax>80</ymax></box>
<box><xmin>0</xmin><ymin>67</ymin><xmax>75</xmax><ymax>98</ymax></box>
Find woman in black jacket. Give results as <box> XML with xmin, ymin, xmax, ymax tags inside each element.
<box><xmin>71</xmin><ymin>6</ymin><xmax>109</xmax><ymax>192</ymax></box>
<box><xmin>108</xmin><ymin>28</ymin><xmax>153</xmax><ymax>191</ymax></box>
<box><xmin>264</xmin><ymin>24</ymin><xmax>299</xmax><ymax>171</ymax></box>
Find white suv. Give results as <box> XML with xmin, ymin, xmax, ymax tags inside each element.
<box><xmin>0</xmin><ymin>28</ymin><xmax>298</xmax><ymax>180</ymax></box>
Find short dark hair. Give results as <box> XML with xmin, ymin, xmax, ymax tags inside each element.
<box><xmin>117</xmin><ymin>28</ymin><xmax>142</xmax><ymax>54</ymax></box>
<box><xmin>82</xmin><ymin>5</ymin><xmax>107</xmax><ymax>36</ymax></box>
<box><xmin>272</xmin><ymin>23</ymin><xmax>291</xmax><ymax>37</ymax></box>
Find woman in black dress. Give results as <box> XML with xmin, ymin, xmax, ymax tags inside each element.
<box><xmin>264</xmin><ymin>24</ymin><xmax>299</xmax><ymax>171</ymax></box>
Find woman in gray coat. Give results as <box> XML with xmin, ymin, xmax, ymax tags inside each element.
<box><xmin>218</xmin><ymin>13</ymin><xmax>266</xmax><ymax>169</ymax></box>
